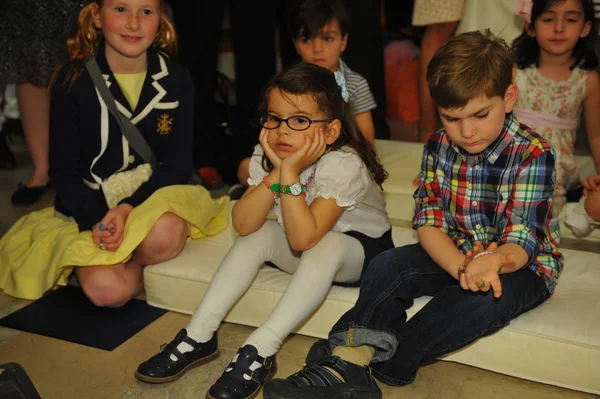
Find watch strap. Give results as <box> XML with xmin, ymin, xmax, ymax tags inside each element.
<box><xmin>270</xmin><ymin>183</ymin><xmax>306</xmax><ymax>195</ymax></box>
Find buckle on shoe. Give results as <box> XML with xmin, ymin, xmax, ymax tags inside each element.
<box><xmin>249</xmin><ymin>369</ymin><xmax>258</xmax><ymax>383</ymax></box>
<box><xmin>263</xmin><ymin>357</ymin><xmax>272</xmax><ymax>370</ymax></box>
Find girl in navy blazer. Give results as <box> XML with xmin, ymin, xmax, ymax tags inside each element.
<box><xmin>0</xmin><ymin>0</ymin><xmax>229</xmax><ymax>306</ymax></box>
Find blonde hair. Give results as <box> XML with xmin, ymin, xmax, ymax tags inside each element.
<box><xmin>427</xmin><ymin>30</ymin><xmax>514</xmax><ymax>109</ymax></box>
<box><xmin>51</xmin><ymin>0</ymin><xmax>177</xmax><ymax>89</ymax></box>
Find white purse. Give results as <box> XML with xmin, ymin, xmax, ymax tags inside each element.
<box><xmin>101</xmin><ymin>163</ymin><xmax>152</xmax><ymax>208</ymax></box>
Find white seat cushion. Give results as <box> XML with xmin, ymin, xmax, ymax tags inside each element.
<box><xmin>144</xmin><ymin>218</ymin><xmax>600</xmax><ymax>394</ymax></box>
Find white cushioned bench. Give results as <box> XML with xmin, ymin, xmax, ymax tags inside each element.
<box><xmin>144</xmin><ymin>139</ymin><xmax>600</xmax><ymax>394</ymax></box>
<box><xmin>145</xmin><ymin>212</ymin><xmax>600</xmax><ymax>394</ymax></box>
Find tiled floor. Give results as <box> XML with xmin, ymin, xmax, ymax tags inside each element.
<box><xmin>0</xmin><ymin>138</ymin><xmax>597</xmax><ymax>398</ymax></box>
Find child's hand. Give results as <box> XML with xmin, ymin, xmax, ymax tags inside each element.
<box><xmin>92</xmin><ymin>204</ymin><xmax>132</xmax><ymax>251</ymax></box>
<box><xmin>459</xmin><ymin>250</ymin><xmax>512</xmax><ymax>298</ymax></box>
<box><xmin>581</xmin><ymin>174</ymin><xmax>600</xmax><ymax>196</ymax></box>
<box><xmin>282</xmin><ymin>127</ymin><xmax>327</xmax><ymax>175</ymax></box>
<box><xmin>462</xmin><ymin>241</ymin><xmax>499</xmax><ymax>269</ymax></box>
<box><xmin>259</xmin><ymin>128</ymin><xmax>283</xmax><ymax>171</ymax></box>
<box><xmin>91</xmin><ymin>223</ymin><xmax>113</xmax><ymax>251</ymax></box>
<box><xmin>412</xmin><ymin>174</ymin><xmax>421</xmax><ymax>186</ymax></box>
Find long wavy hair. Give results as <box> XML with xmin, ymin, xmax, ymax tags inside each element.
<box><xmin>258</xmin><ymin>63</ymin><xmax>388</xmax><ymax>188</ymax></box>
<box><xmin>512</xmin><ymin>0</ymin><xmax>598</xmax><ymax>70</ymax></box>
<box><xmin>51</xmin><ymin>0</ymin><xmax>177</xmax><ymax>89</ymax></box>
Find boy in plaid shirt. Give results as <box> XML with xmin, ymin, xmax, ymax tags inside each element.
<box><xmin>264</xmin><ymin>30</ymin><xmax>563</xmax><ymax>399</ymax></box>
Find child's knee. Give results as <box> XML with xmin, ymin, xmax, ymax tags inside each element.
<box><xmin>77</xmin><ymin>267</ymin><xmax>130</xmax><ymax>308</ymax></box>
<box><xmin>141</xmin><ymin>213</ymin><xmax>187</xmax><ymax>259</ymax></box>
<box><xmin>585</xmin><ymin>191</ymin><xmax>600</xmax><ymax>222</ymax></box>
<box><xmin>360</xmin><ymin>246</ymin><xmax>424</xmax><ymax>285</ymax></box>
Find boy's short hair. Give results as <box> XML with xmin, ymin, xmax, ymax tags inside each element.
<box><xmin>289</xmin><ymin>0</ymin><xmax>351</xmax><ymax>40</ymax></box>
<box><xmin>427</xmin><ymin>30</ymin><xmax>515</xmax><ymax>109</ymax></box>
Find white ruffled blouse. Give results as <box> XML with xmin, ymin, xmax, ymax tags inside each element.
<box><xmin>248</xmin><ymin>145</ymin><xmax>390</xmax><ymax>238</ymax></box>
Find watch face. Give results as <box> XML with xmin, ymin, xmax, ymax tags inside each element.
<box><xmin>290</xmin><ymin>183</ymin><xmax>303</xmax><ymax>196</ymax></box>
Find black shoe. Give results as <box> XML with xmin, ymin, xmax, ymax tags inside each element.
<box><xmin>207</xmin><ymin>345</ymin><xmax>277</xmax><ymax>399</ymax></box>
<box><xmin>135</xmin><ymin>329</ymin><xmax>219</xmax><ymax>384</ymax></box>
<box><xmin>305</xmin><ymin>339</ymin><xmax>333</xmax><ymax>365</ymax></box>
<box><xmin>264</xmin><ymin>356</ymin><xmax>381</xmax><ymax>399</ymax></box>
<box><xmin>11</xmin><ymin>183</ymin><xmax>49</xmax><ymax>206</ymax></box>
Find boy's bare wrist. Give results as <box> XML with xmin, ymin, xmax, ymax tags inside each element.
<box><xmin>473</xmin><ymin>251</ymin><xmax>495</xmax><ymax>260</ymax></box>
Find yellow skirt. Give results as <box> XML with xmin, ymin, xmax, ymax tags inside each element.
<box><xmin>0</xmin><ymin>185</ymin><xmax>229</xmax><ymax>300</ymax></box>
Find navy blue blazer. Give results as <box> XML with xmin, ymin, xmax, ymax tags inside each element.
<box><xmin>49</xmin><ymin>43</ymin><xmax>194</xmax><ymax>231</ymax></box>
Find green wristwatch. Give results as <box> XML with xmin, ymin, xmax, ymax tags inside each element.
<box><xmin>270</xmin><ymin>182</ymin><xmax>306</xmax><ymax>196</ymax></box>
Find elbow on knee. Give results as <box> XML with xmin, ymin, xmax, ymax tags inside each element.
<box><xmin>289</xmin><ymin>238</ymin><xmax>317</xmax><ymax>252</ymax></box>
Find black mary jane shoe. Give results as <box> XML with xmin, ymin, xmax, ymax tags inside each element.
<box><xmin>206</xmin><ymin>345</ymin><xmax>277</xmax><ymax>399</ymax></box>
<box><xmin>135</xmin><ymin>329</ymin><xmax>219</xmax><ymax>384</ymax></box>
<box><xmin>10</xmin><ymin>183</ymin><xmax>50</xmax><ymax>206</ymax></box>
<box><xmin>263</xmin><ymin>355</ymin><xmax>382</xmax><ymax>399</ymax></box>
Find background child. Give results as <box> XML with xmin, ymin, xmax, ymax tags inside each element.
<box><xmin>135</xmin><ymin>63</ymin><xmax>393</xmax><ymax>399</ymax></box>
<box><xmin>512</xmin><ymin>0</ymin><xmax>599</xmax><ymax>214</ymax></box>
<box><xmin>565</xmin><ymin>174</ymin><xmax>600</xmax><ymax>235</ymax></box>
<box><xmin>0</xmin><ymin>0</ymin><xmax>228</xmax><ymax>306</ymax></box>
<box><xmin>291</xmin><ymin>0</ymin><xmax>377</xmax><ymax>145</ymax></box>
<box><xmin>264</xmin><ymin>31</ymin><xmax>562</xmax><ymax>399</ymax></box>
<box><xmin>234</xmin><ymin>0</ymin><xmax>378</xmax><ymax>191</ymax></box>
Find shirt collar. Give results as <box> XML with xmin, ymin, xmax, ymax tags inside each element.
<box><xmin>451</xmin><ymin>112</ymin><xmax>518</xmax><ymax>166</ymax></box>
<box><xmin>95</xmin><ymin>40</ymin><xmax>161</xmax><ymax>77</ymax></box>
<box><xmin>337</xmin><ymin>58</ymin><xmax>347</xmax><ymax>77</ymax></box>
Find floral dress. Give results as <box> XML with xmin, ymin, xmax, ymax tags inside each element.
<box><xmin>514</xmin><ymin>67</ymin><xmax>588</xmax><ymax>214</ymax></box>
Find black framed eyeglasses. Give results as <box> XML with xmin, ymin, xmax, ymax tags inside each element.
<box><xmin>259</xmin><ymin>114</ymin><xmax>333</xmax><ymax>131</ymax></box>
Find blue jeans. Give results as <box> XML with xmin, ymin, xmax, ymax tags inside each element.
<box><xmin>329</xmin><ymin>243</ymin><xmax>550</xmax><ymax>386</ymax></box>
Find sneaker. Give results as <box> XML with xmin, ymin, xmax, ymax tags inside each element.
<box><xmin>135</xmin><ymin>329</ymin><xmax>219</xmax><ymax>384</ymax></box>
<box><xmin>564</xmin><ymin>200</ymin><xmax>596</xmax><ymax>237</ymax></box>
<box><xmin>305</xmin><ymin>339</ymin><xmax>333</xmax><ymax>365</ymax></box>
<box><xmin>207</xmin><ymin>345</ymin><xmax>277</xmax><ymax>399</ymax></box>
<box><xmin>264</xmin><ymin>355</ymin><xmax>381</xmax><ymax>399</ymax></box>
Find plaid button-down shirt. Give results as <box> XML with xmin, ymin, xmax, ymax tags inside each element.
<box><xmin>413</xmin><ymin>113</ymin><xmax>563</xmax><ymax>293</ymax></box>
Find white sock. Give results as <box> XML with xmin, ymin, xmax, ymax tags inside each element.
<box><xmin>242</xmin><ymin>325</ymin><xmax>280</xmax><ymax>358</ymax></box>
<box><xmin>169</xmin><ymin>329</ymin><xmax>212</xmax><ymax>362</ymax></box>
<box><xmin>224</xmin><ymin>353</ymin><xmax>263</xmax><ymax>381</ymax></box>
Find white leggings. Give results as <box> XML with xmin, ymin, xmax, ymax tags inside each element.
<box><xmin>185</xmin><ymin>219</ymin><xmax>365</xmax><ymax>357</ymax></box>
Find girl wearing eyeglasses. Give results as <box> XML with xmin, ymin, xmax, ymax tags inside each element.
<box><xmin>136</xmin><ymin>62</ymin><xmax>393</xmax><ymax>399</ymax></box>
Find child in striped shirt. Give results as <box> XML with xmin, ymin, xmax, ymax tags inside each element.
<box><xmin>289</xmin><ymin>0</ymin><xmax>377</xmax><ymax>146</ymax></box>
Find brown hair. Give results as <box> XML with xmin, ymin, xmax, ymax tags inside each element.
<box><xmin>427</xmin><ymin>30</ymin><xmax>515</xmax><ymax>109</ymax></box>
<box><xmin>258</xmin><ymin>63</ymin><xmax>388</xmax><ymax>188</ymax></box>
<box><xmin>51</xmin><ymin>0</ymin><xmax>177</xmax><ymax>89</ymax></box>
